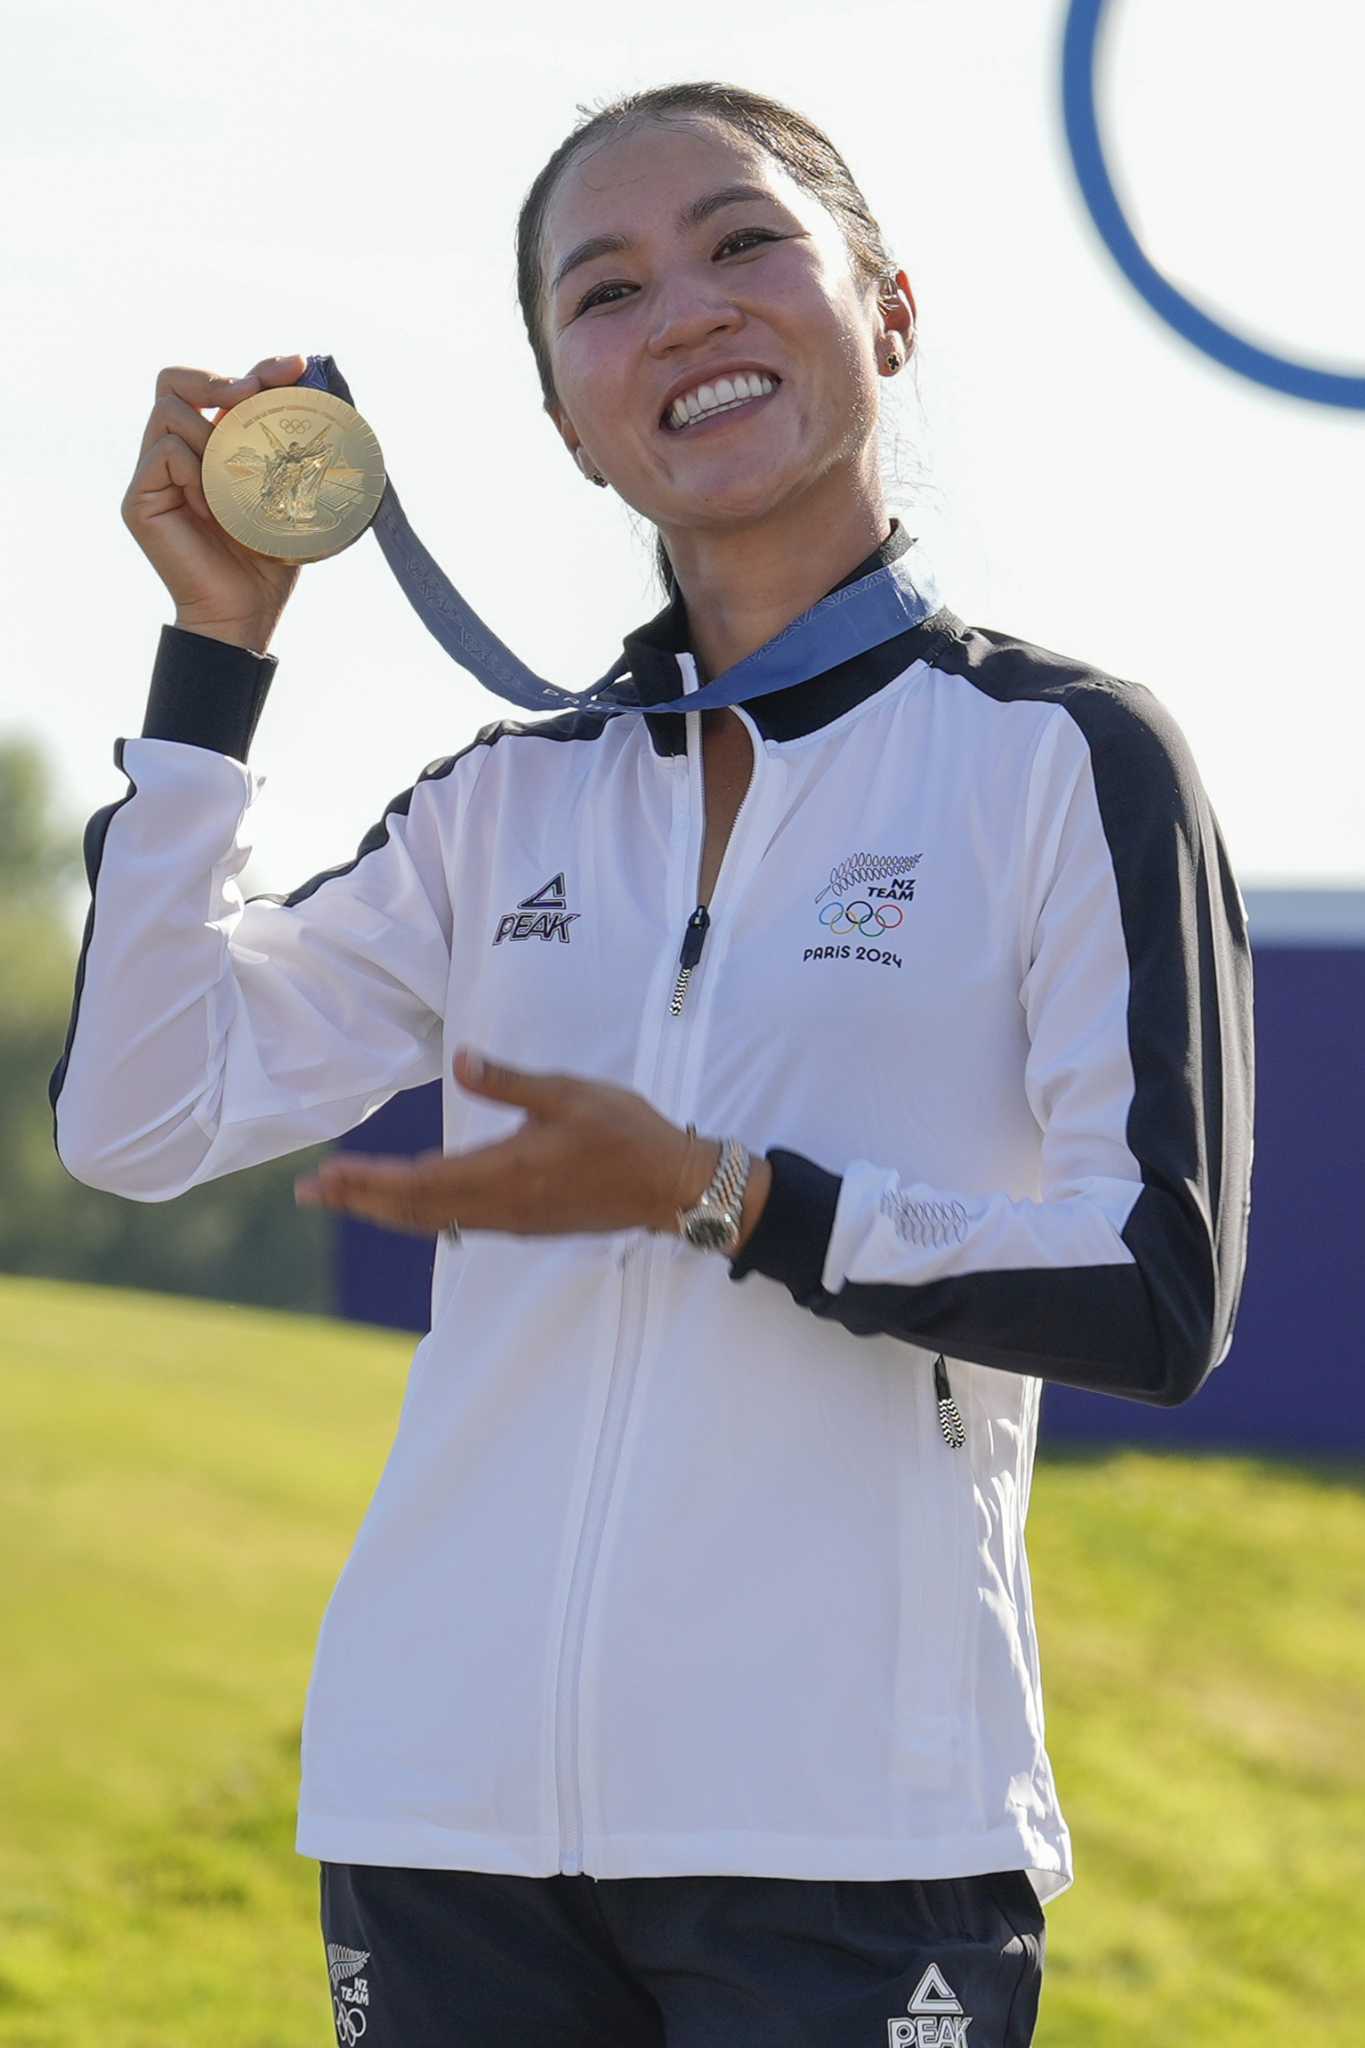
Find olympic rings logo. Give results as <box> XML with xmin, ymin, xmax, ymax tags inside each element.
<box><xmin>818</xmin><ymin>899</ymin><xmax>905</xmax><ymax>936</ymax></box>
<box><xmin>1062</xmin><ymin>0</ymin><xmax>1365</xmax><ymax>408</ymax></box>
<box><xmin>334</xmin><ymin>1999</ymin><xmax>367</xmax><ymax>2044</ymax></box>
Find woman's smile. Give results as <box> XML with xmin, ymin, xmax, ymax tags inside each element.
<box><xmin>660</xmin><ymin>383</ymin><xmax>782</xmax><ymax>437</ymax></box>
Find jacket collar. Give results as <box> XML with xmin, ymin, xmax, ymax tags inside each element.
<box><xmin>615</xmin><ymin>516</ymin><xmax>960</xmax><ymax>757</ymax></box>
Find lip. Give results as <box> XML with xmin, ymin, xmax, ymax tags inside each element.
<box><xmin>657</xmin><ymin>365</ymin><xmax>782</xmax><ymax>430</ymax></box>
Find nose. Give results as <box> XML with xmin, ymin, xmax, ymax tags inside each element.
<box><xmin>647</xmin><ymin>290</ymin><xmax>745</xmax><ymax>360</ymax></box>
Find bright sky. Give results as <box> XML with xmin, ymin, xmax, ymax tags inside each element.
<box><xmin>5</xmin><ymin>0</ymin><xmax>1362</xmax><ymax>922</ymax></box>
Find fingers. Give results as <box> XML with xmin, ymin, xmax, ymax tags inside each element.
<box><xmin>138</xmin><ymin>389</ymin><xmax>221</xmax><ymax>462</ymax></box>
<box><xmin>297</xmin><ymin>1147</ymin><xmax>510</xmax><ymax>1234</ymax></box>
<box><xmin>245</xmin><ymin>350</ymin><xmax>309</xmax><ymax>384</ymax></box>
<box><xmin>152</xmin><ymin>354</ymin><xmax>309</xmax><ymax>430</ymax></box>
<box><xmin>139</xmin><ymin>365</ymin><xmax>308</xmax><ymax>461</ymax></box>
<box><xmin>451</xmin><ymin>1053</ymin><xmax>565</xmax><ymax>1117</ymax></box>
<box><xmin>211</xmin><ymin>352</ymin><xmax>310</xmax><ymax>425</ymax></box>
<box><xmin>297</xmin><ymin>1155</ymin><xmax>450</xmax><ymax>1236</ymax></box>
<box><xmin>154</xmin><ymin>364</ymin><xmax>265</xmax><ymax>410</ymax></box>
<box><xmin>123</xmin><ymin>429</ymin><xmax>214</xmax><ymax>525</ymax></box>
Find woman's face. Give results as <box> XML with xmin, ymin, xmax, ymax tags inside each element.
<box><xmin>540</xmin><ymin>115</ymin><xmax>910</xmax><ymax>534</ymax></box>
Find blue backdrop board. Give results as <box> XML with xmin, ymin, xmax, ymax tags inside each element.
<box><xmin>333</xmin><ymin>1077</ymin><xmax>438</xmax><ymax>1334</ymax></box>
<box><xmin>333</xmin><ymin>890</ymin><xmax>1365</xmax><ymax>1458</ymax></box>
<box><xmin>1043</xmin><ymin>895</ymin><xmax>1364</xmax><ymax>1456</ymax></box>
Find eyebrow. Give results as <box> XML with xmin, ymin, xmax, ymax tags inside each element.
<box><xmin>550</xmin><ymin>182</ymin><xmax>778</xmax><ymax>296</ymax></box>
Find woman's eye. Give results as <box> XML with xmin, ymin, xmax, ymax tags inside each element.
<box><xmin>575</xmin><ymin>228</ymin><xmax>778</xmax><ymax>314</ymax></box>
<box><xmin>716</xmin><ymin>227</ymin><xmax>777</xmax><ymax>262</ymax></box>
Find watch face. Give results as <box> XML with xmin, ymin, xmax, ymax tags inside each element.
<box><xmin>688</xmin><ymin>1214</ymin><xmax>734</xmax><ymax>1251</ymax></box>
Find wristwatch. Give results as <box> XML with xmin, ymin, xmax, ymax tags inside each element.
<box><xmin>676</xmin><ymin>1130</ymin><xmax>753</xmax><ymax>1253</ymax></box>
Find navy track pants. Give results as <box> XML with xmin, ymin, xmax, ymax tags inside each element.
<box><xmin>319</xmin><ymin>1861</ymin><xmax>1045</xmax><ymax>2046</ymax></box>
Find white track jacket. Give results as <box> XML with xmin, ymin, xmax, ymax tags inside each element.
<box><xmin>51</xmin><ymin>520</ymin><xmax>1255</xmax><ymax>1908</ymax></box>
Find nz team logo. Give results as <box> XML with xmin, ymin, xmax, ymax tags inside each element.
<box><xmin>493</xmin><ymin>872</ymin><xmax>581</xmax><ymax>945</ymax></box>
<box><xmin>807</xmin><ymin>850</ymin><xmax>921</xmax><ymax>972</ymax></box>
<box><xmin>327</xmin><ymin>1942</ymin><xmax>370</xmax><ymax>2043</ymax></box>
<box><xmin>887</xmin><ymin>1961</ymin><xmax>973</xmax><ymax>2045</ymax></box>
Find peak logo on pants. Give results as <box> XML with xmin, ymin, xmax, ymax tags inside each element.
<box><xmin>888</xmin><ymin>1962</ymin><xmax>972</xmax><ymax>2045</ymax></box>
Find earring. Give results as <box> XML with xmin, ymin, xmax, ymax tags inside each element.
<box><xmin>883</xmin><ymin>345</ymin><xmax>901</xmax><ymax>374</ymax></box>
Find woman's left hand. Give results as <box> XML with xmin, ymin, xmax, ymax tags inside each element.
<box><xmin>293</xmin><ymin>1046</ymin><xmax>705</xmax><ymax>1239</ymax></box>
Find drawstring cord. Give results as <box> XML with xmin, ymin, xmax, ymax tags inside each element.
<box><xmin>933</xmin><ymin>1353</ymin><xmax>966</xmax><ymax>1450</ymax></box>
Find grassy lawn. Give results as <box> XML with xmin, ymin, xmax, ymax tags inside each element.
<box><xmin>2</xmin><ymin>1271</ymin><xmax>1362</xmax><ymax>2044</ymax></box>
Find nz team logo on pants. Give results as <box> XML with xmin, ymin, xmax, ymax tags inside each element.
<box><xmin>888</xmin><ymin>1961</ymin><xmax>973</xmax><ymax>2045</ymax></box>
<box><xmin>493</xmin><ymin>872</ymin><xmax>582</xmax><ymax>946</ymax></box>
<box><xmin>327</xmin><ymin>1943</ymin><xmax>370</xmax><ymax>2043</ymax></box>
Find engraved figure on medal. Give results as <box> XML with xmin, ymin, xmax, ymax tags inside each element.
<box><xmin>202</xmin><ymin>386</ymin><xmax>385</xmax><ymax>561</ymax></box>
<box><xmin>256</xmin><ymin>417</ymin><xmax>337</xmax><ymax>527</ymax></box>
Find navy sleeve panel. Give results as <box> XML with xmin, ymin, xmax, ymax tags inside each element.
<box><xmin>142</xmin><ymin>623</ymin><xmax>278</xmax><ymax>762</ymax></box>
<box><xmin>47</xmin><ymin>764</ymin><xmax>141</xmax><ymax>1156</ymax></box>
<box><xmin>729</xmin><ymin>1145</ymin><xmax>1169</xmax><ymax>1401</ymax></box>
<box><xmin>729</xmin><ymin>642</ymin><xmax>1255</xmax><ymax>1411</ymax></box>
<box><xmin>728</xmin><ymin>1148</ymin><xmax>840</xmax><ymax>1292</ymax></box>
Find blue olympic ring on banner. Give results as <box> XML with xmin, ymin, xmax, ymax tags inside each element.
<box><xmin>1062</xmin><ymin>0</ymin><xmax>1365</xmax><ymax>408</ymax></box>
<box><xmin>818</xmin><ymin>899</ymin><xmax>905</xmax><ymax>935</ymax></box>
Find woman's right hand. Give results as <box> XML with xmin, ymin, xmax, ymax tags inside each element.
<box><xmin>122</xmin><ymin>354</ymin><xmax>312</xmax><ymax>652</ymax></box>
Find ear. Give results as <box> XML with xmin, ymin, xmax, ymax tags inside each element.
<box><xmin>546</xmin><ymin>396</ymin><xmax>579</xmax><ymax>461</ymax></box>
<box><xmin>553</xmin><ymin>419</ymin><xmax>596</xmax><ymax>482</ymax></box>
<box><xmin>878</xmin><ymin>268</ymin><xmax>917</xmax><ymax>353</ymax></box>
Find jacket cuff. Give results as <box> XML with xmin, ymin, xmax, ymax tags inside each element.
<box><xmin>142</xmin><ymin>623</ymin><xmax>278</xmax><ymax>762</ymax></box>
<box><xmin>728</xmin><ymin>1146</ymin><xmax>842</xmax><ymax>1291</ymax></box>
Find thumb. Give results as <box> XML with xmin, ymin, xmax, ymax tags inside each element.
<box><xmin>453</xmin><ymin>1046</ymin><xmax>546</xmax><ymax>1103</ymax></box>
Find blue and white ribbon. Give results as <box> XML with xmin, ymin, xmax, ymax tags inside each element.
<box><xmin>299</xmin><ymin>354</ymin><xmax>945</xmax><ymax>719</ymax></box>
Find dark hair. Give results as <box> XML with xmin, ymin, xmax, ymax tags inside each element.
<box><xmin>514</xmin><ymin>81</ymin><xmax>918</xmax><ymax>599</ymax></box>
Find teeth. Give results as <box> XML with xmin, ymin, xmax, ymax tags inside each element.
<box><xmin>667</xmin><ymin>372</ymin><xmax>777</xmax><ymax>430</ymax></box>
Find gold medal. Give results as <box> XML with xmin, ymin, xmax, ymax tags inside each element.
<box><xmin>201</xmin><ymin>386</ymin><xmax>385</xmax><ymax>561</ymax></box>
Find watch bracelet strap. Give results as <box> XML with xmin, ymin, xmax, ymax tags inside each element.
<box><xmin>677</xmin><ymin>1124</ymin><xmax>751</xmax><ymax>1239</ymax></box>
<box><xmin>711</xmin><ymin>1135</ymin><xmax>751</xmax><ymax>1222</ymax></box>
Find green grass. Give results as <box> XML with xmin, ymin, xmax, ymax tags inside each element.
<box><xmin>2</xmin><ymin>1272</ymin><xmax>1362</xmax><ymax>2045</ymax></box>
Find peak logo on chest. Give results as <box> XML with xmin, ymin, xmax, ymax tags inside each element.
<box><xmin>492</xmin><ymin>872</ymin><xmax>582</xmax><ymax>946</ymax></box>
<box><xmin>807</xmin><ymin>849</ymin><xmax>921</xmax><ymax>970</ymax></box>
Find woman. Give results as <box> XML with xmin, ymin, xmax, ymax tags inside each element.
<box><xmin>54</xmin><ymin>81</ymin><xmax>1253</xmax><ymax>2048</ymax></box>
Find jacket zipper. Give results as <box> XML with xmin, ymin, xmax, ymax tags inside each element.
<box><xmin>933</xmin><ymin>1352</ymin><xmax>966</xmax><ymax>1449</ymax></box>
<box><xmin>669</xmin><ymin>903</ymin><xmax>710</xmax><ymax>1015</ymax></box>
<box><xmin>559</xmin><ymin>686</ymin><xmax>756</xmax><ymax>1869</ymax></box>
<box><xmin>555</xmin><ymin>1234</ymin><xmax>654</xmax><ymax>1873</ymax></box>
<box><xmin>668</xmin><ymin>704</ymin><xmax>760</xmax><ymax>1017</ymax></box>
<box><xmin>666</xmin><ymin>723</ymin><xmax>965</xmax><ymax>1453</ymax></box>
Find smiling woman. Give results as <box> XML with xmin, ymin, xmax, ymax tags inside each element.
<box><xmin>56</xmin><ymin>69</ymin><xmax>1252</xmax><ymax>2048</ymax></box>
<box><xmin>514</xmin><ymin>81</ymin><xmax>919</xmax><ymax>685</ymax></box>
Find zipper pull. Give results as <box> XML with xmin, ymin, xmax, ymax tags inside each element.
<box><xmin>669</xmin><ymin>903</ymin><xmax>710</xmax><ymax>1016</ymax></box>
<box><xmin>933</xmin><ymin>1352</ymin><xmax>966</xmax><ymax>1450</ymax></box>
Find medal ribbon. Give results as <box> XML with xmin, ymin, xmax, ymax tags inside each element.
<box><xmin>298</xmin><ymin>354</ymin><xmax>946</xmax><ymax>718</ymax></box>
